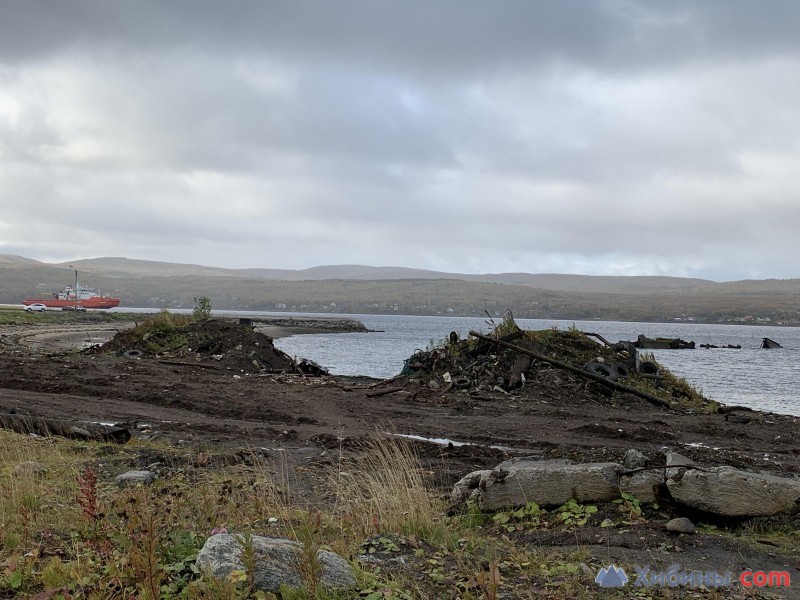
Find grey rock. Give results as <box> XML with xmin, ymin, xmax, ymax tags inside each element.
<box><xmin>622</xmin><ymin>449</ymin><xmax>648</xmax><ymax>470</ymax></box>
<box><xmin>14</xmin><ymin>461</ymin><xmax>48</xmax><ymax>475</ymax></box>
<box><xmin>477</xmin><ymin>459</ymin><xmax>623</xmax><ymax>511</ymax></box>
<box><xmin>449</xmin><ymin>470</ymin><xmax>492</xmax><ymax>508</ymax></box>
<box><xmin>667</xmin><ymin>466</ymin><xmax>800</xmax><ymax>517</ymax></box>
<box><xmin>665</xmin><ymin>451</ymin><xmax>695</xmax><ymax>480</ymax></box>
<box><xmin>115</xmin><ymin>470</ymin><xmax>156</xmax><ymax>486</ymax></box>
<box><xmin>666</xmin><ymin>517</ymin><xmax>696</xmax><ymax>534</ymax></box>
<box><xmin>196</xmin><ymin>534</ymin><xmax>356</xmax><ymax>593</ymax></box>
<box><xmin>619</xmin><ymin>470</ymin><xmax>663</xmax><ymax>503</ymax></box>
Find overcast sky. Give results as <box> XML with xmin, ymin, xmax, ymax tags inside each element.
<box><xmin>2</xmin><ymin>1</ymin><xmax>800</xmax><ymax>280</ymax></box>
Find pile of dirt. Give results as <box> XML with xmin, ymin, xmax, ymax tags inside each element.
<box><xmin>399</xmin><ymin>319</ymin><xmax>714</xmax><ymax>411</ymax></box>
<box><xmin>95</xmin><ymin>317</ymin><xmax>305</xmax><ymax>374</ymax></box>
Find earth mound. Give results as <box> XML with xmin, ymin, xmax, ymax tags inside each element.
<box><xmin>400</xmin><ymin>316</ymin><xmax>715</xmax><ymax>412</ymax></box>
<box><xmin>96</xmin><ymin>316</ymin><xmax>300</xmax><ymax>374</ymax></box>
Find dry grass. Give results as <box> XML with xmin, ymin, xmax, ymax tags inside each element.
<box><xmin>331</xmin><ymin>434</ymin><xmax>442</xmax><ymax>540</ymax></box>
<box><xmin>0</xmin><ymin>432</ymin><xmax>444</xmax><ymax>596</ymax></box>
<box><xmin>0</xmin><ymin>431</ymin><xmax>82</xmax><ymax>552</ymax></box>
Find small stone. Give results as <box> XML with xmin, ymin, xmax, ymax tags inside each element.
<box><xmin>622</xmin><ymin>449</ymin><xmax>648</xmax><ymax>470</ymax></box>
<box><xmin>666</xmin><ymin>517</ymin><xmax>696</xmax><ymax>534</ymax></box>
<box><xmin>116</xmin><ymin>470</ymin><xmax>156</xmax><ymax>486</ymax></box>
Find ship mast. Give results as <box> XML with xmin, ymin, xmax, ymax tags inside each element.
<box><xmin>69</xmin><ymin>265</ymin><xmax>78</xmax><ymax>308</ymax></box>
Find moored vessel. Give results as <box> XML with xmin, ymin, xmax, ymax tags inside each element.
<box><xmin>23</xmin><ymin>269</ymin><xmax>120</xmax><ymax>309</ymax></box>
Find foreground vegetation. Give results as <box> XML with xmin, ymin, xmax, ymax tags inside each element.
<box><xmin>2</xmin><ymin>429</ymin><xmax>793</xmax><ymax>599</ymax></box>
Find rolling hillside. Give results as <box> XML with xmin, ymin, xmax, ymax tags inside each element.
<box><xmin>1</xmin><ymin>255</ymin><xmax>798</xmax><ymax>324</ymax></box>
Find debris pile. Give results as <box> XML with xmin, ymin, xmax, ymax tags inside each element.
<box><xmin>95</xmin><ymin>316</ymin><xmax>326</xmax><ymax>375</ymax></box>
<box><xmin>398</xmin><ymin>316</ymin><xmax>714</xmax><ymax>411</ymax></box>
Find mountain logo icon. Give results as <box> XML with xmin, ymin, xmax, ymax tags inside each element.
<box><xmin>595</xmin><ymin>564</ymin><xmax>628</xmax><ymax>587</ymax></box>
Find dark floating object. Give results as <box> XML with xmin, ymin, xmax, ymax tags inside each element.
<box><xmin>761</xmin><ymin>338</ymin><xmax>782</xmax><ymax>349</ymax></box>
<box><xmin>634</xmin><ymin>334</ymin><xmax>695</xmax><ymax>350</ymax></box>
<box><xmin>699</xmin><ymin>344</ymin><xmax>741</xmax><ymax>349</ymax></box>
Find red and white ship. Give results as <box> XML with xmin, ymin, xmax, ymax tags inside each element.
<box><xmin>23</xmin><ymin>282</ymin><xmax>121</xmax><ymax>309</ymax></box>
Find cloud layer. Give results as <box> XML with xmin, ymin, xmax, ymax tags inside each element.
<box><xmin>2</xmin><ymin>1</ymin><xmax>800</xmax><ymax>280</ymax></box>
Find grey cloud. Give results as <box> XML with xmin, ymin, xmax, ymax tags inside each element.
<box><xmin>2</xmin><ymin>2</ymin><xmax>800</xmax><ymax>279</ymax></box>
<box><xmin>5</xmin><ymin>2</ymin><xmax>800</xmax><ymax>75</ymax></box>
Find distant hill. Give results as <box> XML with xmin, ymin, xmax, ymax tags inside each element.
<box><xmin>56</xmin><ymin>257</ymin><xmax>718</xmax><ymax>292</ymax></box>
<box><xmin>0</xmin><ymin>254</ymin><xmax>44</xmax><ymax>266</ymax></box>
<box><xmin>1</xmin><ymin>255</ymin><xmax>798</xmax><ymax>324</ymax></box>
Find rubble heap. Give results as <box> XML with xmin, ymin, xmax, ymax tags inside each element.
<box><xmin>399</xmin><ymin>317</ymin><xmax>714</xmax><ymax>411</ymax></box>
<box><xmin>95</xmin><ymin>316</ymin><xmax>323</xmax><ymax>375</ymax></box>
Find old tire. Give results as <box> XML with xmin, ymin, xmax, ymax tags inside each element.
<box><xmin>637</xmin><ymin>360</ymin><xmax>660</xmax><ymax>376</ymax></box>
<box><xmin>613</xmin><ymin>363</ymin><xmax>630</xmax><ymax>379</ymax></box>
<box><xmin>123</xmin><ymin>349</ymin><xmax>144</xmax><ymax>359</ymax></box>
<box><xmin>453</xmin><ymin>376</ymin><xmax>472</xmax><ymax>389</ymax></box>
<box><xmin>584</xmin><ymin>361</ymin><xmax>617</xmax><ymax>381</ymax></box>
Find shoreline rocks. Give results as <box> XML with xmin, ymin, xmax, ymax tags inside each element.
<box><xmin>450</xmin><ymin>451</ymin><xmax>800</xmax><ymax>519</ymax></box>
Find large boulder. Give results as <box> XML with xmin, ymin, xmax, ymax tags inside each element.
<box><xmin>667</xmin><ymin>466</ymin><xmax>800</xmax><ymax>517</ymax></box>
<box><xmin>196</xmin><ymin>534</ymin><xmax>356</xmax><ymax>593</ymax></box>
<box><xmin>619</xmin><ymin>470</ymin><xmax>663</xmax><ymax>503</ymax></box>
<box><xmin>470</xmin><ymin>459</ymin><xmax>623</xmax><ymax>511</ymax></box>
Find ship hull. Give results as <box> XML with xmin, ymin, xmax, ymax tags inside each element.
<box><xmin>22</xmin><ymin>298</ymin><xmax>121</xmax><ymax>309</ymax></box>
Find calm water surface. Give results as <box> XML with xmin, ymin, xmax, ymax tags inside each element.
<box><xmin>274</xmin><ymin>314</ymin><xmax>800</xmax><ymax>417</ymax></box>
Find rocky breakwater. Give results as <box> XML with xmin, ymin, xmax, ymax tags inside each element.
<box><xmin>250</xmin><ymin>316</ymin><xmax>369</xmax><ymax>338</ymax></box>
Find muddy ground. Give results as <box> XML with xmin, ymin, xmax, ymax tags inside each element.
<box><xmin>1</xmin><ymin>320</ymin><xmax>799</xmax><ymax>596</ymax></box>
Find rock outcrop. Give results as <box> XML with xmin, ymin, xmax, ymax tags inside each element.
<box><xmin>666</xmin><ymin>466</ymin><xmax>800</xmax><ymax>517</ymax></box>
<box><xmin>450</xmin><ymin>452</ymin><xmax>800</xmax><ymax>518</ymax></box>
<box><xmin>466</xmin><ymin>458</ymin><xmax>623</xmax><ymax>511</ymax></box>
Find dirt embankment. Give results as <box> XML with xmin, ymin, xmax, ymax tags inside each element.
<box><xmin>1</xmin><ymin>317</ymin><xmax>799</xmax><ymax>593</ymax></box>
<box><xmin>0</xmin><ymin>314</ymin><xmax>800</xmax><ymax>473</ymax></box>
<box><xmin>1</xmin><ymin>317</ymin><xmax>797</xmax><ymax>478</ymax></box>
